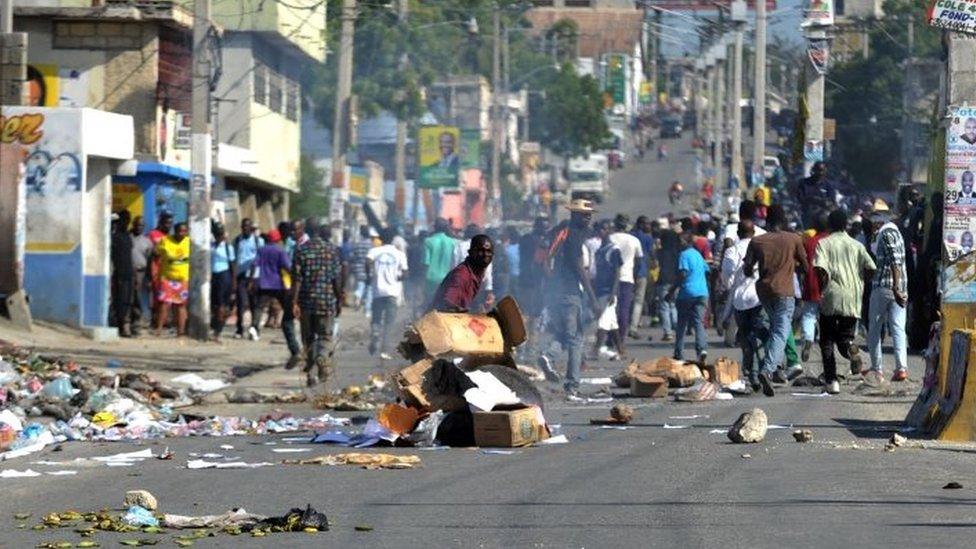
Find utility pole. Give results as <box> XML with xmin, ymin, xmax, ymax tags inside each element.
<box><xmin>901</xmin><ymin>15</ymin><xmax>914</xmax><ymax>186</ymax></box>
<box><xmin>751</xmin><ymin>0</ymin><xmax>767</xmax><ymax>186</ymax></box>
<box><xmin>712</xmin><ymin>54</ymin><xmax>725</xmax><ymax>191</ymax></box>
<box><xmin>802</xmin><ymin>27</ymin><xmax>828</xmax><ymax>176</ymax></box>
<box><xmin>730</xmin><ymin>26</ymin><xmax>744</xmax><ymax>186</ymax></box>
<box><xmin>332</xmin><ymin>0</ymin><xmax>356</xmax><ymax>215</ymax></box>
<box><xmin>0</xmin><ymin>0</ymin><xmax>30</xmax><ymax>330</ymax></box>
<box><xmin>394</xmin><ymin>0</ymin><xmax>407</xmax><ymax>221</ymax></box>
<box><xmin>490</xmin><ymin>8</ymin><xmax>501</xmax><ymax>221</ymax></box>
<box><xmin>188</xmin><ymin>0</ymin><xmax>212</xmax><ymax>340</ymax></box>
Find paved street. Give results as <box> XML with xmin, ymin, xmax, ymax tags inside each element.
<box><xmin>0</xmin><ymin>140</ymin><xmax>966</xmax><ymax>549</ymax></box>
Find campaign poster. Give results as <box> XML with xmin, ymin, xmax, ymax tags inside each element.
<box><xmin>460</xmin><ymin>129</ymin><xmax>481</xmax><ymax>170</ymax></box>
<box><xmin>944</xmin><ymin>206</ymin><xmax>976</xmax><ymax>261</ymax></box>
<box><xmin>801</xmin><ymin>0</ymin><xmax>834</xmax><ymax>27</ymax></box>
<box><xmin>417</xmin><ymin>125</ymin><xmax>460</xmax><ymax>189</ymax></box>
<box><xmin>945</xmin><ymin>167</ymin><xmax>976</xmax><ymax>205</ymax></box>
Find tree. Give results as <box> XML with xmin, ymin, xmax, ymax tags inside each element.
<box><xmin>530</xmin><ymin>63</ymin><xmax>610</xmax><ymax>159</ymax></box>
<box><xmin>291</xmin><ymin>156</ymin><xmax>330</xmax><ymax>220</ymax></box>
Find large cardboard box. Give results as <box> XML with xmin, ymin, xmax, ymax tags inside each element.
<box><xmin>630</xmin><ymin>374</ymin><xmax>668</xmax><ymax>398</ymax></box>
<box><xmin>473</xmin><ymin>406</ymin><xmax>549</xmax><ymax>447</ymax></box>
<box><xmin>398</xmin><ymin>296</ymin><xmax>526</xmax><ymax>368</ymax></box>
<box><xmin>703</xmin><ymin>357</ymin><xmax>741</xmax><ymax>386</ymax></box>
<box><xmin>395</xmin><ymin>359</ymin><xmax>468</xmax><ymax>413</ymax></box>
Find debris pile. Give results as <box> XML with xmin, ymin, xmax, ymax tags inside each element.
<box><xmin>613</xmin><ymin>355</ymin><xmax>742</xmax><ymax>401</ymax></box>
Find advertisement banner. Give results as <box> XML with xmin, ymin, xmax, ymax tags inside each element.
<box><xmin>604</xmin><ymin>54</ymin><xmax>627</xmax><ymax>108</ymax></box>
<box><xmin>801</xmin><ymin>0</ymin><xmax>834</xmax><ymax>27</ymax></box>
<box><xmin>927</xmin><ymin>0</ymin><xmax>976</xmax><ymax>33</ymax></box>
<box><xmin>943</xmin><ymin>105</ymin><xmax>976</xmax><ymax>301</ymax></box>
<box><xmin>807</xmin><ymin>39</ymin><xmax>830</xmax><ymax>74</ymax></box>
<box><xmin>418</xmin><ymin>125</ymin><xmax>460</xmax><ymax>189</ymax></box>
<box><xmin>460</xmin><ymin>129</ymin><xmax>481</xmax><ymax>170</ymax></box>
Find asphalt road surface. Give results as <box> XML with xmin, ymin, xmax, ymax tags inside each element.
<box><xmin>0</xmin><ymin>141</ymin><xmax>965</xmax><ymax>549</ymax></box>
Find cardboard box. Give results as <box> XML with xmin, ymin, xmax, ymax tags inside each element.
<box><xmin>703</xmin><ymin>357</ymin><xmax>741</xmax><ymax>387</ymax></box>
<box><xmin>395</xmin><ymin>359</ymin><xmax>468</xmax><ymax>413</ymax></box>
<box><xmin>473</xmin><ymin>406</ymin><xmax>549</xmax><ymax>447</ymax></box>
<box><xmin>398</xmin><ymin>296</ymin><xmax>526</xmax><ymax>367</ymax></box>
<box><xmin>630</xmin><ymin>374</ymin><xmax>668</xmax><ymax>398</ymax></box>
<box><xmin>669</xmin><ymin>364</ymin><xmax>703</xmax><ymax>388</ymax></box>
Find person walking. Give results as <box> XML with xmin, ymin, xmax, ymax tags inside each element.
<box><xmin>671</xmin><ymin>232</ymin><xmax>709</xmax><ymax>363</ymax></box>
<box><xmin>292</xmin><ymin>222</ymin><xmax>344</xmax><ymax>386</ymax></box>
<box><xmin>233</xmin><ymin>218</ymin><xmax>264</xmax><ymax>339</ymax></box>
<box><xmin>423</xmin><ymin>218</ymin><xmax>457</xmax><ymax>303</ymax></box>
<box><xmin>722</xmin><ymin>220</ymin><xmax>765</xmax><ymax>391</ymax></box>
<box><xmin>867</xmin><ymin>208</ymin><xmax>909</xmax><ymax>382</ymax></box>
<box><xmin>210</xmin><ymin>222</ymin><xmax>236</xmax><ymax>341</ymax></box>
<box><xmin>541</xmin><ymin>199</ymin><xmax>600</xmax><ymax>396</ymax></box>
<box><xmin>629</xmin><ymin>215</ymin><xmax>655</xmax><ymax>338</ymax></box>
<box><xmin>814</xmin><ymin>209</ymin><xmax>876</xmax><ymax>394</ymax></box>
<box><xmin>251</xmin><ymin>229</ymin><xmax>303</xmax><ymax>367</ymax></box>
<box><xmin>367</xmin><ymin>229</ymin><xmax>409</xmax><ymax>359</ymax></box>
<box><xmin>609</xmin><ymin>214</ymin><xmax>643</xmax><ymax>358</ymax></box>
<box><xmin>154</xmin><ymin>222</ymin><xmax>190</xmax><ymax>337</ymax></box>
<box><xmin>110</xmin><ymin>211</ymin><xmax>135</xmax><ymax>337</ymax></box>
<box><xmin>799</xmin><ymin>213</ymin><xmax>830</xmax><ymax>361</ymax></box>
<box><xmin>655</xmin><ymin>220</ymin><xmax>681</xmax><ymax>342</ymax></box>
<box><xmin>743</xmin><ymin>205</ymin><xmax>809</xmax><ymax>396</ymax></box>
<box><xmin>591</xmin><ymin>220</ymin><xmax>622</xmax><ymax>360</ymax></box>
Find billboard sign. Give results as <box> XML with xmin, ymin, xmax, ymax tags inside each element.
<box><xmin>417</xmin><ymin>125</ymin><xmax>461</xmax><ymax>189</ymax></box>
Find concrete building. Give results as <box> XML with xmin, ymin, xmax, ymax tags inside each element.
<box><xmin>831</xmin><ymin>0</ymin><xmax>884</xmax><ymax>62</ymax></box>
<box><xmin>14</xmin><ymin>0</ymin><xmax>326</xmax><ymax>239</ymax></box>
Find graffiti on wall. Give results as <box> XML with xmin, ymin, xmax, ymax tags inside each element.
<box><xmin>15</xmin><ymin>111</ymin><xmax>85</xmax><ymax>252</ymax></box>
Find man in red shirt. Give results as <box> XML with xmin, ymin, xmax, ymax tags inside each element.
<box><xmin>429</xmin><ymin>234</ymin><xmax>494</xmax><ymax>312</ymax></box>
<box><xmin>799</xmin><ymin>213</ymin><xmax>829</xmax><ymax>361</ymax></box>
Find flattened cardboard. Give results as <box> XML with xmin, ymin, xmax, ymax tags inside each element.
<box><xmin>630</xmin><ymin>374</ymin><xmax>668</xmax><ymax>398</ymax></box>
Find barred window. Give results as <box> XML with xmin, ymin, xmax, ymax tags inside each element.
<box><xmin>254</xmin><ymin>63</ymin><xmax>267</xmax><ymax>105</ymax></box>
<box><xmin>269</xmin><ymin>70</ymin><xmax>283</xmax><ymax>113</ymax></box>
<box><xmin>285</xmin><ymin>78</ymin><xmax>299</xmax><ymax>121</ymax></box>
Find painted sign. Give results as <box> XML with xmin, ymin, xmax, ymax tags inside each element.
<box><xmin>603</xmin><ymin>54</ymin><xmax>627</xmax><ymax>108</ymax></box>
<box><xmin>460</xmin><ymin>129</ymin><xmax>481</xmax><ymax>170</ymax></box>
<box><xmin>349</xmin><ymin>166</ymin><xmax>368</xmax><ymax>200</ymax></box>
<box><xmin>418</xmin><ymin>125</ymin><xmax>460</xmax><ymax>189</ymax></box>
<box><xmin>801</xmin><ymin>0</ymin><xmax>834</xmax><ymax>27</ymax></box>
<box><xmin>928</xmin><ymin>0</ymin><xmax>976</xmax><ymax>33</ymax></box>
<box><xmin>943</xmin><ymin>105</ymin><xmax>976</xmax><ymax>300</ymax></box>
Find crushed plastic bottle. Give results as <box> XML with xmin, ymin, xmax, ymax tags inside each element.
<box><xmin>0</xmin><ymin>360</ymin><xmax>20</xmax><ymax>385</ymax></box>
<box><xmin>41</xmin><ymin>376</ymin><xmax>74</xmax><ymax>400</ymax></box>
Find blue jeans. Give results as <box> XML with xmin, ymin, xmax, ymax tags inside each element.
<box><xmin>735</xmin><ymin>305</ymin><xmax>767</xmax><ymax>384</ymax></box>
<box><xmin>369</xmin><ymin>295</ymin><xmax>398</xmax><ymax>355</ymax></box>
<box><xmin>673</xmin><ymin>297</ymin><xmax>707</xmax><ymax>360</ymax></box>
<box><xmin>546</xmin><ymin>293</ymin><xmax>584</xmax><ymax>391</ymax></box>
<box><xmin>656</xmin><ymin>284</ymin><xmax>678</xmax><ymax>336</ymax></box>
<box><xmin>867</xmin><ymin>290</ymin><xmax>907</xmax><ymax>373</ymax></box>
<box><xmin>761</xmin><ymin>296</ymin><xmax>795</xmax><ymax>375</ymax></box>
<box><xmin>799</xmin><ymin>301</ymin><xmax>819</xmax><ymax>343</ymax></box>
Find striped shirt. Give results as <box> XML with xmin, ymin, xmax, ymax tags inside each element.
<box><xmin>872</xmin><ymin>223</ymin><xmax>907</xmax><ymax>295</ymax></box>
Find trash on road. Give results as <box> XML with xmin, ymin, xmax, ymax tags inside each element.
<box><xmin>123</xmin><ymin>490</ymin><xmax>158</xmax><ymax>511</ymax></box>
<box><xmin>944</xmin><ymin>481</ymin><xmax>963</xmax><ymax>489</ymax></box>
<box><xmin>885</xmin><ymin>433</ymin><xmax>907</xmax><ymax>451</ymax></box>
<box><xmin>793</xmin><ymin>429</ymin><xmax>813</xmax><ymax>443</ymax></box>
<box><xmin>283</xmin><ymin>452</ymin><xmax>421</xmax><ymax>469</ymax></box>
<box><xmin>163</xmin><ymin>508</ymin><xmax>266</xmax><ymax>529</ymax></box>
<box><xmin>121</xmin><ymin>506</ymin><xmax>159</xmax><ymax>527</ymax></box>
<box><xmin>727</xmin><ymin>408</ymin><xmax>768</xmax><ymax>443</ymax></box>
<box><xmin>610</xmin><ymin>404</ymin><xmax>634</xmax><ymax>423</ymax></box>
<box><xmin>186</xmin><ymin>459</ymin><xmax>274</xmax><ymax>469</ymax></box>
<box><xmin>630</xmin><ymin>374</ymin><xmax>668</xmax><ymax>398</ymax></box>
<box><xmin>169</xmin><ymin>373</ymin><xmax>229</xmax><ymax>393</ymax></box>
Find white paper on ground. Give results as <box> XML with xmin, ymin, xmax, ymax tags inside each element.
<box><xmin>105</xmin><ymin>462</ymin><xmax>134</xmax><ymax>467</ymax></box>
<box><xmin>0</xmin><ymin>431</ymin><xmax>56</xmax><ymax>461</ymax></box>
<box><xmin>767</xmin><ymin>424</ymin><xmax>793</xmax><ymax>430</ymax></box>
<box><xmin>0</xmin><ymin>468</ymin><xmax>41</xmax><ymax>478</ymax></box>
<box><xmin>599</xmin><ymin>425</ymin><xmax>632</xmax><ymax>430</ymax></box>
<box><xmin>481</xmin><ymin>449</ymin><xmax>519</xmax><ymax>455</ymax></box>
<box><xmin>186</xmin><ymin>460</ymin><xmax>273</xmax><ymax>470</ymax></box>
<box><xmin>45</xmin><ymin>470</ymin><xmax>77</xmax><ymax>476</ymax></box>
<box><xmin>219</xmin><ymin>445</ymin><xmax>234</xmax><ymax>450</ymax></box>
<box><xmin>580</xmin><ymin>377</ymin><xmax>614</xmax><ymax>385</ymax></box>
<box><xmin>709</xmin><ymin>429</ymin><xmax>727</xmax><ymax>434</ymax></box>
<box><xmin>170</xmin><ymin>373</ymin><xmax>230</xmax><ymax>393</ymax></box>
<box><xmin>670</xmin><ymin>415</ymin><xmax>709</xmax><ymax>420</ymax></box>
<box><xmin>663</xmin><ymin>423</ymin><xmax>690</xmax><ymax>429</ymax></box>
<box><xmin>536</xmin><ymin>434</ymin><xmax>569</xmax><ymax>445</ymax></box>
<box><xmin>279</xmin><ymin>438</ymin><xmax>310</xmax><ymax>443</ymax></box>
<box><xmin>188</xmin><ymin>453</ymin><xmax>225</xmax><ymax>459</ymax></box>
<box><xmin>271</xmin><ymin>448</ymin><xmax>311</xmax><ymax>453</ymax></box>
<box><xmin>791</xmin><ymin>392</ymin><xmax>830</xmax><ymax>398</ymax></box>
<box><xmin>0</xmin><ymin>409</ymin><xmax>23</xmax><ymax>431</ymax></box>
<box><xmin>463</xmin><ymin>370</ymin><xmax>521</xmax><ymax>411</ymax></box>
<box><xmin>93</xmin><ymin>448</ymin><xmax>153</xmax><ymax>462</ymax></box>
<box><xmin>567</xmin><ymin>395</ymin><xmax>615</xmax><ymax>404</ymax></box>
<box><xmin>715</xmin><ymin>392</ymin><xmax>734</xmax><ymax>400</ymax></box>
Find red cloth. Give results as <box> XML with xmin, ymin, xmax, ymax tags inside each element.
<box><xmin>802</xmin><ymin>231</ymin><xmax>826</xmax><ymax>302</ymax></box>
<box><xmin>430</xmin><ymin>260</ymin><xmax>484</xmax><ymax>312</ymax></box>
<box><xmin>693</xmin><ymin>236</ymin><xmax>712</xmax><ymax>261</ymax></box>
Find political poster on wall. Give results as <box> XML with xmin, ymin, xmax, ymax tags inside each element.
<box><xmin>417</xmin><ymin>125</ymin><xmax>461</xmax><ymax>189</ymax></box>
<box><xmin>943</xmin><ymin>105</ymin><xmax>976</xmax><ymax>301</ymax></box>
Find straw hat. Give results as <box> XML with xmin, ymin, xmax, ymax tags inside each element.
<box><xmin>566</xmin><ymin>198</ymin><xmax>597</xmax><ymax>213</ymax></box>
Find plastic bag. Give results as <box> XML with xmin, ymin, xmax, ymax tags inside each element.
<box><xmin>597</xmin><ymin>301</ymin><xmax>618</xmax><ymax>331</ymax></box>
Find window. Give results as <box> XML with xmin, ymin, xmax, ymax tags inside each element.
<box><xmin>532</xmin><ymin>0</ymin><xmax>554</xmax><ymax>5</ymax></box>
<box><xmin>253</xmin><ymin>63</ymin><xmax>267</xmax><ymax>105</ymax></box>
<box><xmin>268</xmin><ymin>70</ymin><xmax>282</xmax><ymax>113</ymax></box>
<box><xmin>285</xmin><ymin>79</ymin><xmax>299</xmax><ymax>121</ymax></box>
<box><xmin>563</xmin><ymin>0</ymin><xmax>591</xmax><ymax>7</ymax></box>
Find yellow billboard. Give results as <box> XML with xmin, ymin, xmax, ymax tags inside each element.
<box><xmin>418</xmin><ymin>125</ymin><xmax>460</xmax><ymax>188</ymax></box>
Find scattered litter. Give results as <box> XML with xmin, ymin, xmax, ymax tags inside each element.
<box><xmin>481</xmin><ymin>449</ymin><xmax>519</xmax><ymax>455</ymax></box>
<box><xmin>163</xmin><ymin>508</ymin><xmax>265</xmax><ymax>529</ymax></box>
<box><xmin>727</xmin><ymin>408</ymin><xmax>768</xmax><ymax>444</ymax></box>
<box><xmin>599</xmin><ymin>425</ymin><xmax>632</xmax><ymax>430</ymax></box>
<box><xmin>219</xmin><ymin>445</ymin><xmax>235</xmax><ymax>450</ymax></box>
<box><xmin>0</xmin><ymin>468</ymin><xmax>41</xmax><ymax>478</ymax></box>
<box><xmin>791</xmin><ymin>392</ymin><xmax>830</xmax><ymax>398</ymax></box>
<box><xmin>45</xmin><ymin>470</ymin><xmax>77</xmax><ymax>476</ymax></box>
<box><xmin>186</xmin><ymin>459</ymin><xmax>274</xmax><ymax>470</ymax></box>
<box><xmin>535</xmin><ymin>434</ymin><xmax>569</xmax><ymax>445</ymax></box>
<box><xmin>674</xmin><ymin>381</ymin><xmax>721</xmax><ymax>402</ymax></box>
<box><xmin>271</xmin><ymin>448</ymin><xmax>312</xmax><ymax>453</ymax></box>
<box><xmin>92</xmin><ymin>448</ymin><xmax>153</xmax><ymax>463</ymax></box>
<box><xmin>885</xmin><ymin>433</ymin><xmax>908</xmax><ymax>452</ymax></box>
<box><xmin>662</xmin><ymin>423</ymin><xmax>690</xmax><ymax>429</ymax></box>
<box><xmin>122</xmin><ymin>505</ymin><xmax>159</xmax><ymax>527</ymax></box>
<box><xmin>124</xmin><ymin>490</ymin><xmax>158</xmax><ymax>511</ymax></box>
<box><xmin>225</xmin><ymin>388</ymin><xmax>305</xmax><ymax>404</ymax></box>
<box><xmin>566</xmin><ymin>395</ymin><xmax>614</xmax><ymax>404</ymax></box>
<box><xmin>170</xmin><ymin>373</ymin><xmax>230</xmax><ymax>393</ymax></box>
<box><xmin>580</xmin><ymin>377</ymin><xmax>614</xmax><ymax>385</ymax></box>
<box><xmin>944</xmin><ymin>481</ymin><xmax>963</xmax><ymax>490</ymax></box>
<box><xmin>767</xmin><ymin>424</ymin><xmax>792</xmax><ymax>430</ymax></box>
<box><xmin>709</xmin><ymin>429</ymin><xmax>726</xmax><ymax>434</ymax></box>
<box><xmin>283</xmin><ymin>453</ymin><xmax>421</xmax><ymax>470</ymax></box>
<box><xmin>670</xmin><ymin>415</ymin><xmax>709</xmax><ymax>420</ymax></box>
<box><xmin>741</xmin><ymin>453</ymin><xmax>752</xmax><ymax>459</ymax></box>
<box><xmin>793</xmin><ymin>429</ymin><xmax>813</xmax><ymax>443</ymax></box>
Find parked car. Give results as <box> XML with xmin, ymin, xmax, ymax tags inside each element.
<box><xmin>659</xmin><ymin>117</ymin><xmax>683</xmax><ymax>138</ymax></box>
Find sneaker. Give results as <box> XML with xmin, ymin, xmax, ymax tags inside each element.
<box><xmin>758</xmin><ymin>372</ymin><xmax>775</xmax><ymax>397</ymax></box>
<box><xmin>801</xmin><ymin>340</ymin><xmax>812</xmax><ymax>362</ymax></box>
<box><xmin>598</xmin><ymin>346</ymin><xmax>620</xmax><ymax>361</ymax></box>
<box><xmin>825</xmin><ymin>380</ymin><xmax>841</xmax><ymax>394</ymax></box>
<box><xmin>848</xmin><ymin>343</ymin><xmax>862</xmax><ymax>374</ymax></box>
<box><xmin>771</xmin><ymin>369</ymin><xmax>788</xmax><ymax>384</ymax></box>
<box><xmin>285</xmin><ymin>354</ymin><xmax>303</xmax><ymax>370</ymax></box>
<box><xmin>248</xmin><ymin>326</ymin><xmax>260</xmax><ymax>341</ymax></box>
<box><xmin>698</xmin><ymin>351</ymin><xmax>708</xmax><ymax>365</ymax></box>
<box><xmin>537</xmin><ymin>355</ymin><xmax>561</xmax><ymax>383</ymax></box>
<box><xmin>661</xmin><ymin>333</ymin><xmax>674</xmax><ymax>342</ymax></box>
<box><xmin>891</xmin><ymin>369</ymin><xmax>908</xmax><ymax>382</ymax></box>
<box><xmin>785</xmin><ymin>364</ymin><xmax>804</xmax><ymax>381</ymax></box>
<box><xmin>750</xmin><ymin>381</ymin><xmax>762</xmax><ymax>394</ymax></box>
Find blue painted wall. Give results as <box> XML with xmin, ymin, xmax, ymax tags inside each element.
<box><xmin>24</xmin><ymin>247</ymin><xmax>83</xmax><ymax>327</ymax></box>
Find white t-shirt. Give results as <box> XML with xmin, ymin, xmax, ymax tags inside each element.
<box><xmin>723</xmin><ymin>223</ymin><xmax>766</xmax><ymax>244</ymax></box>
<box><xmin>584</xmin><ymin>236</ymin><xmax>601</xmax><ymax>279</ymax></box>
<box><xmin>367</xmin><ymin>244</ymin><xmax>408</xmax><ymax>299</ymax></box>
<box><xmin>609</xmin><ymin>232</ymin><xmax>643</xmax><ymax>284</ymax></box>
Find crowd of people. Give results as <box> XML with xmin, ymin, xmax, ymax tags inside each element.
<box><xmin>107</xmin><ymin>158</ymin><xmax>924</xmax><ymax>398</ymax></box>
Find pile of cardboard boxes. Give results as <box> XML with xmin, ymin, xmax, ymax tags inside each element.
<box><xmin>614</xmin><ymin>356</ymin><xmax>741</xmax><ymax>399</ymax></box>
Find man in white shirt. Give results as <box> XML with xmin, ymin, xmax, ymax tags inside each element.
<box><xmin>609</xmin><ymin>214</ymin><xmax>643</xmax><ymax>357</ymax></box>
<box><xmin>722</xmin><ymin>220</ymin><xmax>766</xmax><ymax>392</ymax></box>
<box><xmin>367</xmin><ymin>229</ymin><xmax>409</xmax><ymax>360</ymax></box>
